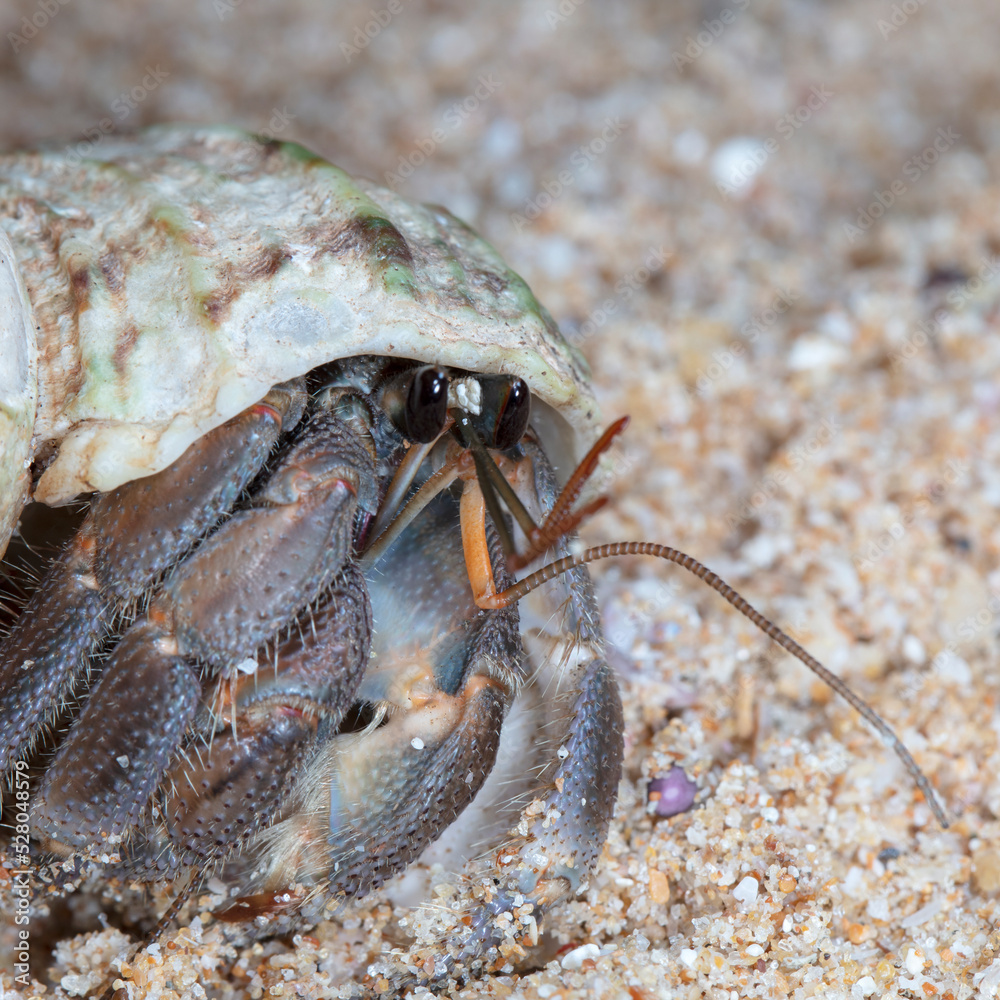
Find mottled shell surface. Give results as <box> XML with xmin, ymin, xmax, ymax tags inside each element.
<box><xmin>0</xmin><ymin>125</ymin><xmax>599</xmax><ymax>558</ymax></box>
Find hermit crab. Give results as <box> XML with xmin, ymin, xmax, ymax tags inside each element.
<box><xmin>0</xmin><ymin>126</ymin><xmax>946</xmax><ymax>992</ymax></box>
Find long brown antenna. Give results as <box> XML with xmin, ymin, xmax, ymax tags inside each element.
<box><xmin>495</xmin><ymin>540</ymin><xmax>949</xmax><ymax>828</ymax></box>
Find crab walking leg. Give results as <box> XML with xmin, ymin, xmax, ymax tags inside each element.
<box><xmin>31</xmin><ymin>619</ymin><xmax>199</xmax><ymax>855</ymax></box>
<box><xmin>0</xmin><ymin>383</ymin><xmax>304</xmax><ymax>776</ymax></box>
<box><xmin>164</xmin><ymin>408</ymin><xmax>377</xmax><ymax>666</ymax></box>
<box><xmin>128</xmin><ymin>565</ymin><xmax>373</xmax><ymax>876</ymax></box>
<box><xmin>31</xmin><ymin>410</ymin><xmax>376</xmax><ymax>857</ymax></box>
<box><xmin>413</xmin><ymin>443</ymin><xmax>623</xmax><ymax>978</ymax></box>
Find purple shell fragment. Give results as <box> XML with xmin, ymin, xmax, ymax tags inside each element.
<box><xmin>647</xmin><ymin>766</ymin><xmax>697</xmax><ymax>817</ymax></box>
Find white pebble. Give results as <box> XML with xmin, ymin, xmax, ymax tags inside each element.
<box><xmin>852</xmin><ymin>976</ymin><xmax>877</xmax><ymax>998</ymax></box>
<box><xmin>904</xmin><ymin>948</ymin><xmax>924</xmax><ymax>974</ymax></box>
<box><xmin>686</xmin><ymin>825</ymin><xmax>708</xmax><ymax>848</ymax></box>
<box><xmin>902</xmin><ymin>634</ymin><xmax>926</xmax><ymax>664</ymax></box>
<box><xmin>937</xmin><ymin>652</ymin><xmax>972</xmax><ymax>685</ymax></box>
<box><xmin>900</xmin><ymin>898</ymin><xmax>941</xmax><ymax>928</ymax></box>
<box><xmin>788</xmin><ymin>334</ymin><xmax>848</xmax><ymax>371</ymax></box>
<box><xmin>975</xmin><ymin>958</ymin><xmax>1000</xmax><ymax>993</ymax></box>
<box><xmin>60</xmin><ymin>974</ymin><xmax>96</xmax><ymax>994</ymax></box>
<box><xmin>732</xmin><ymin>875</ymin><xmax>759</xmax><ymax>905</ymax></box>
<box><xmin>560</xmin><ymin>942</ymin><xmax>600</xmax><ymax>970</ymax></box>
<box><xmin>679</xmin><ymin>948</ymin><xmax>698</xmax><ymax>969</ymax></box>
<box><xmin>410</xmin><ymin>737</ymin><xmax>425</xmax><ymax>750</ymax></box>
<box><xmin>710</xmin><ymin>136</ymin><xmax>770</xmax><ymax>196</ymax></box>
<box><xmin>630</xmin><ymin>930</ymin><xmax>650</xmax><ymax>951</ymax></box>
<box><xmin>235</xmin><ymin>657</ymin><xmax>258</xmax><ymax>675</ymax></box>
<box><xmin>116</xmin><ymin>755</ymin><xmax>130</xmax><ymax>769</ymax></box>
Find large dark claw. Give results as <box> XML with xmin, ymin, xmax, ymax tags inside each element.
<box><xmin>231</xmin><ymin>487</ymin><xmax>524</xmax><ymax>905</ymax></box>
<box><xmin>323</xmin><ymin>674</ymin><xmax>508</xmax><ymax>897</ymax></box>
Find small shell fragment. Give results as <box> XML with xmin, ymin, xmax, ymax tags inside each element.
<box><xmin>560</xmin><ymin>943</ymin><xmax>601</xmax><ymax>970</ymax></box>
<box><xmin>732</xmin><ymin>875</ymin><xmax>760</xmax><ymax>905</ymax></box>
<box><xmin>647</xmin><ymin>765</ymin><xmax>698</xmax><ymax>817</ymax></box>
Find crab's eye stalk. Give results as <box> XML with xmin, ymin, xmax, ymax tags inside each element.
<box><xmin>472</xmin><ymin>376</ymin><xmax>531</xmax><ymax>450</ymax></box>
<box><xmin>405</xmin><ymin>365</ymin><xmax>449</xmax><ymax>442</ymax></box>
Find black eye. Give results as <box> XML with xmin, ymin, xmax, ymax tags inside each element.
<box><xmin>471</xmin><ymin>376</ymin><xmax>531</xmax><ymax>450</ymax></box>
<box><xmin>404</xmin><ymin>366</ymin><xmax>449</xmax><ymax>443</ymax></box>
<box><xmin>492</xmin><ymin>377</ymin><xmax>530</xmax><ymax>450</ymax></box>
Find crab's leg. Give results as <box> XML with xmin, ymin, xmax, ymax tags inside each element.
<box><xmin>115</xmin><ymin>564</ymin><xmax>372</xmax><ymax>877</ymax></box>
<box><xmin>410</xmin><ymin>439</ymin><xmax>624</xmax><ymax>979</ymax></box>
<box><xmin>235</xmin><ymin>484</ymin><xmax>524</xmax><ymax>906</ymax></box>
<box><xmin>31</xmin><ymin>409</ymin><xmax>376</xmax><ymax>855</ymax></box>
<box><xmin>0</xmin><ymin>383</ymin><xmax>304</xmax><ymax>777</ymax></box>
<box><xmin>29</xmin><ymin>618</ymin><xmax>200</xmax><ymax>857</ymax></box>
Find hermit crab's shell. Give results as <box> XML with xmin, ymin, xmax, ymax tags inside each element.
<box><xmin>0</xmin><ymin>125</ymin><xmax>599</xmax><ymax>559</ymax></box>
